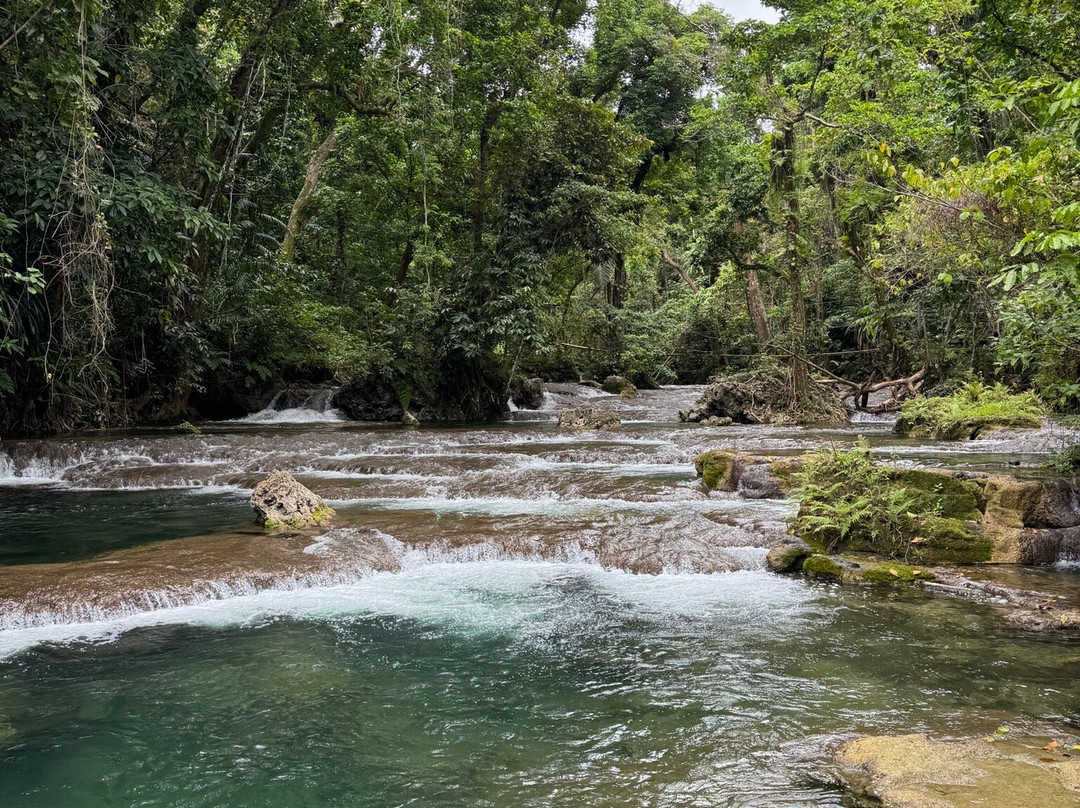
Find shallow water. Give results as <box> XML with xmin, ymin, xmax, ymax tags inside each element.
<box><xmin>1</xmin><ymin>385</ymin><xmax>1078</xmax><ymax>806</ymax></box>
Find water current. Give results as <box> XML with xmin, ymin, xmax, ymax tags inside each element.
<box><xmin>1</xmin><ymin>385</ymin><xmax>1078</xmax><ymax>806</ymax></box>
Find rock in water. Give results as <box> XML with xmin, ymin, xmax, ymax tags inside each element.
<box><xmin>250</xmin><ymin>470</ymin><xmax>335</xmax><ymax>529</ymax></box>
<box><xmin>557</xmin><ymin>407</ymin><xmax>621</xmax><ymax>430</ymax></box>
<box><xmin>838</xmin><ymin>733</ymin><xmax>1080</xmax><ymax>808</ymax></box>
<box><xmin>601</xmin><ymin>375</ymin><xmax>637</xmax><ymax>397</ymax></box>
<box><xmin>511</xmin><ymin>377</ymin><xmax>545</xmax><ymax>409</ymax></box>
<box><xmin>765</xmin><ymin>538</ymin><xmax>813</xmax><ymax>572</ymax></box>
<box><xmin>402</xmin><ymin>411</ymin><xmax>420</xmax><ymax>426</ymax></box>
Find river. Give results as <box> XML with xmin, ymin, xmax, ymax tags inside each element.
<box><xmin>1</xmin><ymin>385</ymin><xmax>1078</xmax><ymax>806</ymax></box>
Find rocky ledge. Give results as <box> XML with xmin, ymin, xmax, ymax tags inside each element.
<box><xmin>557</xmin><ymin>407</ymin><xmax>621</xmax><ymax>430</ymax></box>
<box><xmin>838</xmin><ymin>731</ymin><xmax>1080</xmax><ymax>808</ymax></box>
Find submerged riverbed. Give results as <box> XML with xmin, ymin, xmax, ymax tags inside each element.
<box><xmin>1</xmin><ymin>386</ymin><xmax>1078</xmax><ymax>806</ymax></box>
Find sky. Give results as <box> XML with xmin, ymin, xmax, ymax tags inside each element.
<box><xmin>674</xmin><ymin>0</ymin><xmax>781</xmax><ymax>22</ymax></box>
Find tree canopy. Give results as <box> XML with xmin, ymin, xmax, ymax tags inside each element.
<box><xmin>1</xmin><ymin>0</ymin><xmax>1078</xmax><ymax>432</ymax></box>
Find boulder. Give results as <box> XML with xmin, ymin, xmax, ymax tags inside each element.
<box><xmin>602</xmin><ymin>375</ymin><xmax>637</xmax><ymax>397</ymax></box>
<box><xmin>694</xmin><ymin>450</ymin><xmax>742</xmax><ymax>491</ymax></box>
<box><xmin>511</xmin><ymin>377</ymin><xmax>545</xmax><ymax>410</ymax></box>
<box><xmin>694</xmin><ymin>450</ymin><xmax>794</xmax><ymax>498</ymax></box>
<box><xmin>765</xmin><ymin>538</ymin><xmax>813</xmax><ymax>572</ymax></box>
<box><xmin>250</xmin><ymin>470</ymin><xmax>335</xmax><ymax>530</ymax></box>
<box><xmin>738</xmin><ymin>463</ymin><xmax>785</xmax><ymax>499</ymax></box>
<box><xmin>839</xmin><ymin>733</ymin><xmax>1080</xmax><ymax>808</ymax></box>
<box><xmin>557</xmin><ymin>407</ymin><xmax>621</xmax><ymax>430</ymax></box>
<box><xmin>683</xmin><ymin>366</ymin><xmax>848</xmax><ymax>425</ymax></box>
<box><xmin>402</xmin><ymin>411</ymin><xmax>420</xmax><ymax>426</ymax></box>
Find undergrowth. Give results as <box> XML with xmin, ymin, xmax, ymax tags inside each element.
<box><xmin>895</xmin><ymin>382</ymin><xmax>1045</xmax><ymax>440</ymax></box>
<box><xmin>793</xmin><ymin>440</ymin><xmax>923</xmax><ymax>559</ymax></box>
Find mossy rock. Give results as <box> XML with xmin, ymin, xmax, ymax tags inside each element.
<box><xmin>909</xmin><ymin>516</ymin><xmax>993</xmax><ymax>564</ymax></box>
<box><xmin>767</xmin><ymin>456</ymin><xmax>806</xmax><ymax>496</ymax></box>
<box><xmin>694</xmin><ymin>450</ymin><xmax>740</xmax><ymax>491</ymax></box>
<box><xmin>889</xmin><ymin>468</ymin><xmax>983</xmax><ymax>520</ymax></box>
<box><xmin>859</xmin><ymin>560</ymin><xmax>935</xmax><ymax>583</ymax></box>
<box><xmin>264</xmin><ymin>503</ymin><xmax>336</xmax><ymax>531</ymax></box>
<box><xmin>799</xmin><ymin>553</ymin><xmax>935</xmax><ymax>584</ymax></box>
<box><xmin>175</xmin><ymin>420</ymin><xmax>201</xmax><ymax>434</ymax></box>
<box><xmin>765</xmin><ymin>538</ymin><xmax>813</xmax><ymax>572</ymax></box>
<box><xmin>602</xmin><ymin>375</ymin><xmax>637</xmax><ymax>396</ymax></box>
<box><xmin>802</xmin><ymin>554</ymin><xmax>846</xmax><ymax>580</ymax></box>
<box><xmin>894</xmin><ymin>386</ymin><xmax>1045</xmax><ymax>440</ymax></box>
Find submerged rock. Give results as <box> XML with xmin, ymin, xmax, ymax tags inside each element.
<box><xmin>250</xmin><ymin>470</ymin><xmax>335</xmax><ymax>530</ymax></box>
<box><xmin>601</xmin><ymin>375</ymin><xmax>637</xmax><ymax>397</ymax></box>
<box><xmin>511</xmin><ymin>377</ymin><xmax>545</xmax><ymax>410</ymax></box>
<box><xmin>557</xmin><ymin>407</ymin><xmax>620</xmax><ymax>430</ymax></box>
<box><xmin>926</xmin><ymin>568</ymin><xmax>1080</xmax><ymax>631</ymax></box>
<box><xmin>839</xmin><ymin>732</ymin><xmax>1080</xmax><ymax>808</ymax></box>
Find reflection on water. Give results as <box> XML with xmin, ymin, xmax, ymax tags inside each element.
<box><xmin>0</xmin><ymin>385</ymin><xmax>1078</xmax><ymax>807</ymax></box>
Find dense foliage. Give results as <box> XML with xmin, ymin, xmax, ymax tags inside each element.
<box><xmin>2</xmin><ymin>0</ymin><xmax>1078</xmax><ymax>432</ymax></box>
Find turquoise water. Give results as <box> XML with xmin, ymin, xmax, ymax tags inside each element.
<box><xmin>0</xmin><ymin>489</ymin><xmax>249</xmax><ymax>565</ymax></box>
<box><xmin>2</xmin><ymin>390</ymin><xmax>1079</xmax><ymax>806</ymax></box>
<box><xmin>2</xmin><ymin>562</ymin><xmax>1079</xmax><ymax>807</ymax></box>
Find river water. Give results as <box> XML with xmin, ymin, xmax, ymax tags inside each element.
<box><xmin>1</xmin><ymin>386</ymin><xmax>1078</xmax><ymax>807</ymax></box>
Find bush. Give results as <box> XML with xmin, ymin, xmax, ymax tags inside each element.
<box><xmin>894</xmin><ymin>382</ymin><xmax>1045</xmax><ymax>440</ymax></box>
<box><xmin>791</xmin><ymin>441</ymin><xmax>993</xmax><ymax>564</ymax></box>
<box><xmin>793</xmin><ymin>442</ymin><xmax>921</xmax><ymax>558</ymax></box>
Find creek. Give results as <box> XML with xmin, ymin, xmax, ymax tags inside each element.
<box><xmin>1</xmin><ymin>386</ymin><xmax>1078</xmax><ymax>807</ymax></box>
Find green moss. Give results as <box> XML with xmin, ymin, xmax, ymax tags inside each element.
<box><xmin>888</xmin><ymin>469</ymin><xmax>982</xmax><ymax>520</ymax></box>
<box><xmin>895</xmin><ymin>383</ymin><xmax>1045</xmax><ymax>440</ymax></box>
<box><xmin>802</xmin><ymin>554</ymin><xmax>844</xmax><ymax>580</ymax></box>
<box><xmin>909</xmin><ymin>516</ymin><xmax>993</xmax><ymax>564</ymax></box>
<box><xmin>695</xmin><ymin>450</ymin><xmax>739</xmax><ymax>491</ymax></box>
<box><xmin>175</xmin><ymin>420</ymin><xmax>201</xmax><ymax>434</ymax></box>
<box><xmin>768</xmin><ymin>456</ymin><xmax>805</xmax><ymax>496</ymax></box>
<box><xmin>263</xmin><ymin>504</ymin><xmax>335</xmax><ymax>531</ymax></box>
<box><xmin>859</xmin><ymin>561</ymin><xmax>934</xmax><ymax>583</ymax></box>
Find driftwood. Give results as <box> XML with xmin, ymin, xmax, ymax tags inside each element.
<box><xmin>772</xmin><ymin>345</ymin><xmax>926</xmax><ymax>413</ymax></box>
<box><xmin>830</xmin><ymin>369</ymin><xmax>927</xmax><ymax>413</ymax></box>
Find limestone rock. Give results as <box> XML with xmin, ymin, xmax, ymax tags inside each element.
<box><xmin>839</xmin><ymin>733</ymin><xmax>1080</xmax><ymax>808</ymax></box>
<box><xmin>557</xmin><ymin>407</ymin><xmax>621</xmax><ymax>430</ymax></box>
<box><xmin>250</xmin><ymin>470</ymin><xmax>335</xmax><ymax>530</ymax></box>
<box><xmin>602</xmin><ymin>375</ymin><xmax>637</xmax><ymax>397</ymax></box>
<box><xmin>700</xmin><ymin>415</ymin><xmax>733</xmax><ymax>426</ymax></box>
<box><xmin>765</xmin><ymin>538</ymin><xmax>812</xmax><ymax>572</ymax></box>
<box><xmin>511</xmin><ymin>377</ymin><xmax>545</xmax><ymax>410</ymax></box>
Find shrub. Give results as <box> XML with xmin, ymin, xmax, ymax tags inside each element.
<box><xmin>793</xmin><ymin>441</ymin><xmax>922</xmax><ymax>558</ymax></box>
<box><xmin>894</xmin><ymin>382</ymin><xmax>1045</xmax><ymax>440</ymax></box>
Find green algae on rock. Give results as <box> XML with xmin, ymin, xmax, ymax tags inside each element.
<box><xmin>798</xmin><ymin>553</ymin><xmax>934</xmax><ymax>584</ymax></box>
<box><xmin>250</xmin><ymin>470</ymin><xmax>336</xmax><ymax>530</ymax></box>
<box><xmin>694</xmin><ymin>450</ymin><xmax>741</xmax><ymax>491</ymax></box>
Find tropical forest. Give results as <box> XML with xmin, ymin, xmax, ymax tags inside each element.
<box><xmin>1</xmin><ymin>0</ymin><xmax>1080</xmax><ymax>805</ymax></box>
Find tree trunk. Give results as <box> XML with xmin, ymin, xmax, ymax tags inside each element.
<box><xmin>281</xmin><ymin>126</ymin><xmax>336</xmax><ymax>263</ymax></box>
<box><xmin>472</xmin><ymin>103</ymin><xmax>503</xmax><ymax>254</ymax></box>
<box><xmin>771</xmin><ymin>121</ymin><xmax>809</xmax><ymax>399</ymax></box>
<box><xmin>607</xmin><ymin>254</ymin><xmax>627</xmax><ymax>309</ymax></box>
<box><xmin>746</xmin><ymin>266</ymin><xmax>770</xmax><ymax>347</ymax></box>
